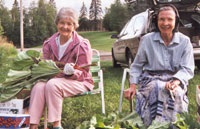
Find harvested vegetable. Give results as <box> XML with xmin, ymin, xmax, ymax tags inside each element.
<box><xmin>0</xmin><ymin>50</ymin><xmax>61</xmax><ymax>102</ymax></box>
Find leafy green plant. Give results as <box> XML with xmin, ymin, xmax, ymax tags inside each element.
<box><xmin>76</xmin><ymin>111</ymin><xmax>200</xmax><ymax>129</ymax></box>
<box><xmin>174</xmin><ymin>113</ymin><xmax>200</xmax><ymax>129</ymax></box>
<box><xmin>0</xmin><ymin>37</ymin><xmax>18</xmax><ymax>82</ymax></box>
<box><xmin>76</xmin><ymin>111</ymin><xmax>172</xmax><ymax>129</ymax></box>
<box><xmin>172</xmin><ymin>114</ymin><xmax>188</xmax><ymax>129</ymax></box>
<box><xmin>0</xmin><ymin>50</ymin><xmax>61</xmax><ymax>102</ymax></box>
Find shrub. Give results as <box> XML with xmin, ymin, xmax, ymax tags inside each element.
<box><xmin>0</xmin><ymin>36</ymin><xmax>18</xmax><ymax>82</ymax></box>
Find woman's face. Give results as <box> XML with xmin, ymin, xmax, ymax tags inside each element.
<box><xmin>157</xmin><ymin>9</ymin><xmax>176</xmax><ymax>35</ymax></box>
<box><xmin>57</xmin><ymin>17</ymin><xmax>75</xmax><ymax>38</ymax></box>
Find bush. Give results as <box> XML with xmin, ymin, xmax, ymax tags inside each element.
<box><xmin>0</xmin><ymin>36</ymin><xmax>18</xmax><ymax>82</ymax></box>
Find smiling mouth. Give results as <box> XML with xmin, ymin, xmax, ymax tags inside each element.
<box><xmin>60</xmin><ymin>30</ymin><xmax>71</xmax><ymax>33</ymax></box>
<box><xmin>161</xmin><ymin>27</ymin><xmax>171</xmax><ymax>31</ymax></box>
<box><xmin>162</xmin><ymin>25</ymin><xmax>169</xmax><ymax>29</ymax></box>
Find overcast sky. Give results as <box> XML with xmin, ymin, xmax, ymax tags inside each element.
<box><xmin>3</xmin><ymin>0</ymin><xmax>125</xmax><ymax>15</ymax></box>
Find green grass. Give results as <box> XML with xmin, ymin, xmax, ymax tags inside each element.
<box><xmin>58</xmin><ymin>61</ymin><xmax>131</xmax><ymax>129</ymax></box>
<box><xmin>1</xmin><ymin>32</ymin><xmax>200</xmax><ymax>128</ymax></box>
<box><xmin>34</xmin><ymin>31</ymin><xmax>117</xmax><ymax>52</ymax></box>
<box><xmin>43</xmin><ymin>61</ymin><xmax>200</xmax><ymax>129</ymax></box>
<box><xmin>79</xmin><ymin>31</ymin><xmax>116</xmax><ymax>52</ymax></box>
<box><xmin>188</xmin><ymin>70</ymin><xmax>200</xmax><ymax>115</ymax></box>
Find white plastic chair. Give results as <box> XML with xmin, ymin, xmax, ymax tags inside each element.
<box><xmin>43</xmin><ymin>49</ymin><xmax>105</xmax><ymax>128</ymax></box>
<box><xmin>77</xmin><ymin>49</ymin><xmax>105</xmax><ymax>114</ymax></box>
<box><xmin>118</xmin><ymin>68</ymin><xmax>133</xmax><ymax>113</ymax></box>
<box><xmin>196</xmin><ymin>85</ymin><xmax>200</xmax><ymax>123</ymax></box>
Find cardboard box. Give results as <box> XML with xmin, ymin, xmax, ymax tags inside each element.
<box><xmin>0</xmin><ymin>114</ymin><xmax>30</xmax><ymax>128</ymax></box>
<box><xmin>0</xmin><ymin>99</ymin><xmax>25</xmax><ymax>114</ymax></box>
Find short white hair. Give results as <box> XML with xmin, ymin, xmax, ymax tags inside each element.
<box><xmin>55</xmin><ymin>7</ymin><xmax>79</xmax><ymax>28</ymax></box>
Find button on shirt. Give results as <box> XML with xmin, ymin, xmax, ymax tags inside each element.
<box><xmin>129</xmin><ymin>32</ymin><xmax>195</xmax><ymax>86</ymax></box>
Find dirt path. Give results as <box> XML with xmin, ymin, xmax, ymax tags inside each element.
<box><xmin>100</xmin><ymin>51</ymin><xmax>111</xmax><ymax>61</ymax></box>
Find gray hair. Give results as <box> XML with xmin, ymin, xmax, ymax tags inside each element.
<box><xmin>55</xmin><ymin>7</ymin><xmax>79</xmax><ymax>29</ymax></box>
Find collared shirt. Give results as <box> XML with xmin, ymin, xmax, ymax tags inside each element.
<box><xmin>129</xmin><ymin>32</ymin><xmax>195</xmax><ymax>86</ymax></box>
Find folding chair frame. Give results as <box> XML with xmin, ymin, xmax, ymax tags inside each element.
<box><xmin>43</xmin><ymin>49</ymin><xmax>105</xmax><ymax>128</ymax></box>
<box><xmin>118</xmin><ymin>68</ymin><xmax>134</xmax><ymax>113</ymax></box>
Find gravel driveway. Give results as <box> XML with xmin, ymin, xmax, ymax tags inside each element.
<box><xmin>100</xmin><ymin>51</ymin><xmax>111</xmax><ymax>61</ymax></box>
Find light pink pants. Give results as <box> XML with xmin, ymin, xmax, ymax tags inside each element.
<box><xmin>29</xmin><ymin>78</ymin><xmax>89</xmax><ymax>124</ymax></box>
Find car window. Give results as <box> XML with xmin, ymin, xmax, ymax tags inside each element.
<box><xmin>134</xmin><ymin>16</ymin><xmax>146</xmax><ymax>37</ymax></box>
<box><xmin>120</xmin><ymin>15</ymin><xmax>146</xmax><ymax>40</ymax></box>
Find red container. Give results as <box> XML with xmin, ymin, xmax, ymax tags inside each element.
<box><xmin>0</xmin><ymin>114</ymin><xmax>30</xmax><ymax>128</ymax></box>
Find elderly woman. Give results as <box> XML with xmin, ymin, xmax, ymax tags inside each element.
<box><xmin>29</xmin><ymin>7</ymin><xmax>94</xmax><ymax>129</ymax></box>
<box><xmin>124</xmin><ymin>4</ymin><xmax>195</xmax><ymax>127</ymax></box>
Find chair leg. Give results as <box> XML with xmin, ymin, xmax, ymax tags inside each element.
<box><xmin>129</xmin><ymin>99</ymin><xmax>133</xmax><ymax>112</ymax></box>
<box><xmin>44</xmin><ymin>106</ymin><xmax>48</xmax><ymax>129</ymax></box>
<box><xmin>99</xmin><ymin>70</ymin><xmax>105</xmax><ymax>114</ymax></box>
<box><xmin>119</xmin><ymin>68</ymin><xmax>130</xmax><ymax>113</ymax></box>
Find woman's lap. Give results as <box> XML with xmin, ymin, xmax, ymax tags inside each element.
<box><xmin>136</xmin><ymin>72</ymin><xmax>188</xmax><ymax>126</ymax></box>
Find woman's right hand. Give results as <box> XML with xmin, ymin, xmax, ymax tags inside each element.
<box><xmin>63</xmin><ymin>63</ymin><xmax>75</xmax><ymax>75</ymax></box>
<box><xmin>124</xmin><ymin>84</ymin><xmax>137</xmax><ymax>100</ymax></box>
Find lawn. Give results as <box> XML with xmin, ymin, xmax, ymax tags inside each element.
<box><xmin>59</xmin><ymin>31</ymin><xmax>200</xmax><ymax>128</ymax></box>
<box><xmin>33</xmin><ymin>31</ymin><xmax>117</xmax><ymax>52</ymax></box>
<box><xmin>59</xmin><ymin>61</ymin><xmax>132</xmax><ymax>129</ymax></box>
<box><xmin>57</xmin><ymin>61</ymin><xmax>200</xmax><ymax>129</ymax></box>
<box><xmin>79</xmin><ymin>31</ymin><xmax>117</xmax><ymax>52</ymax></box>
<box><xmin>1</xmin><ymin>31</ymin><xmax>200</xmax><ymax>128</ymax></box>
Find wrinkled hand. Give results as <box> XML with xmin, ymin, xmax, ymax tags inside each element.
<box><xmin>63</xmin><ymin>63</ymin><xmax>75</xmax><ymax>75</ymax></box>
<box><xmin>124</xmin><ymin>84</ymin><xmax>137</xmax><ymax>100</ymax></box>
<box><xmin>165</xmin><ymin>80</ymin><xmax>180</xmax><ymax>101</ymax></box>
<box><xmin>165</xmin><ymin>80</ymin><xmax>180</xmax><ymax>91</ymax></box>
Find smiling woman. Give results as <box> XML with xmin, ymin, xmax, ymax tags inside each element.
<box><xmin>123</xmin><ymin>4</ymin><xmax>195</xmax><ymax>127</ymax></box>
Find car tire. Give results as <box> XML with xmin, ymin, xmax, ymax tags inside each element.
<box><xmin>195</xmin><ymin>60</ymin><xmax>200</xmax><ymax>70</ymax></box>
<box><xmin>112</xmin><ymin>49</ymin><xmax>120</xmax><ymax>68</ymax></box>
<box><xmin>126</xmin><ymin>49</ymin><xmax>133</xmax><ymax>68</ymax></box>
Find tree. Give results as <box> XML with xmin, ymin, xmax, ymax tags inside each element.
<box><xmin>0</xmin><ymin>1</ymin><xmax>4</xmax><ymax>35</ymax></box>
<box><xmin>80</xmin><ymin>2</ymin><xmax>88</xmax><ymax>19</ymax></box>
<box><xmin>89</xmin><ymin>0</ymin><xmax>103</xmax><ymax>20</ymax></box>
<box><xmin>45</xmin><ymin>1</ymin><xmax>57</xmax><ymax>36</ymax></box>
<box><xmin>89</xmin><ymin>0</ymin><xmax>103</xmax><ymax>30</ymax></box>
<box><xmin>103</xmin><ymin>0</ymin><xmax>129</xmax><ymax>32</ymax></box>
<box><xmin>0</xmin><ymin>3</ymin><xmax>12</xmax><ymax>41</ymax></box>
<box><xmin>0</xmin><ymin>0</ymin><xmax>57</xmax><ymax>47</ymax></box>
<box><xmin>79</xmin><ymin>2</ymin><xmax>89</xmax><ymax>31</ymax></box>
<box><xmin>49</xmin><ymin>0</ymin><xmax>56</xmax><ymax>8</ymax></box>
<box><xmin>10</xmin><ymin>0</ymin><xmax>20</xmax><ymax>46</ymax></box>
<box><xmin>0</xmin><ymin>20</ymin><xmax>4</xmax><ymax>35</ymax></box>
<box><xmin>103</xmin><ymin>8</ymin><xmax>112</xmax><ymax>31</ymax></box>
<box><xmin>23</xmin><ymin>0</ymin><xmax>56</xmax><ymax>47</ymax></box>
